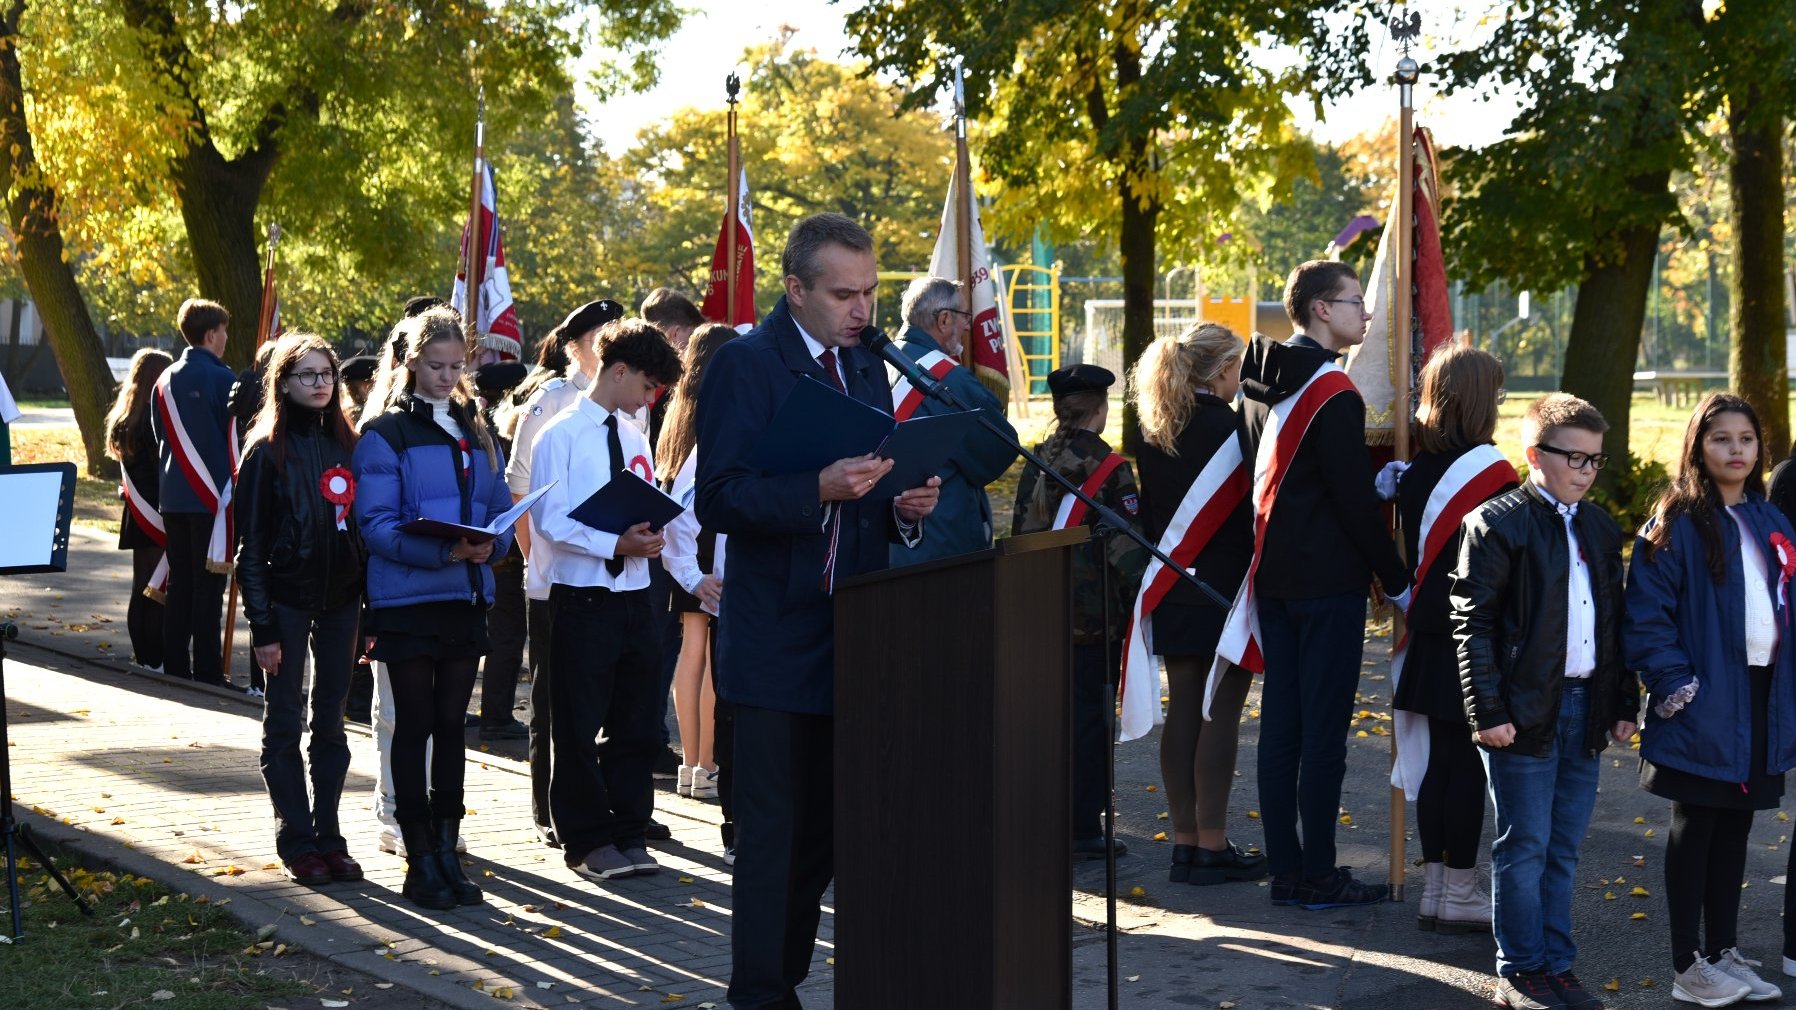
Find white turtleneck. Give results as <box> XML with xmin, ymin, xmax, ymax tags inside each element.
<box><xmin>415</xmin><ymin>393</ymin><xmax>464</xmax><ymax>443</ymax></box>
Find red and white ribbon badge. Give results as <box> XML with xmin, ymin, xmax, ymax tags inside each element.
<box><xmin>320</xmin><ymin>466</ymin><xmax>355</xmax><ymax>531</ymax></box>
<box><xmin>1772</xmin><ymin>531</ymin><xmax>1796</xmax><ymax>611</ymax></box>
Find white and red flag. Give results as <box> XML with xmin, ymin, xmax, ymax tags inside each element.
<box><xmin>928</xmin><ymin>166</ymin><xmax>1009</xmax><ymax>401</ymax></box>
<box><xmin>452</xmin><ymin>162</ymin><xmax>523</xmax><ymax>344</ymax></box>
<box><xmin>702</xmin><ymin>168</ymin><xmax>757</xmax><ymax>330</ymax></box>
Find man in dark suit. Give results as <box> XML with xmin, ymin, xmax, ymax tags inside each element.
<box><xmin>696</xmin><ymin>213</ymin><xmax>940</xmax><ymax>1010</ymax></box>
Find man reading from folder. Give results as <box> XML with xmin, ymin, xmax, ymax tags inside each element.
<box><xmin>696</xmin><ymin>213</ymin><xmax>940</xmax><ymax>1010</ymax></box>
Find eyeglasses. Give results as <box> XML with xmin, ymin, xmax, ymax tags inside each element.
<box><xmin>291</xmin><ymin>369</ymin><xmax>338</xmax><ymax>388</ymax></box>
<box><xmin>938</xmin><ymin>308</ymin><xmax>973</xmax><ymax>320</ymax></box>
<box><xmin>1534</xmin><ymin>443</ymin><xmax>1610</xmax><ymax>471</ymax></box>
<box><xmin>1322</xmin><ymin>297</ymin><xmax>1366</xmax><ymax>309</ymax></box>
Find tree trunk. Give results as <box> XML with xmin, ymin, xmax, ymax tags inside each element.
<box><xmin>1560</xmin><ymin>210</ymin><xmax>1663</xmax><ymax>501</ymax></box>
<box><xmin>0</xmin><ymin>1</ymin><xmax>117</xmax><ymax>479</ymax></box>
<box><xmin>174</xmin><ymin>139</ymin><xmax>276</xmax><ymax>371</ymax></box>
<box><xmin>1726</xmin><ymin>94</ymin><xmax>1789</xmax><ymax>462</ymax></box>
<box><xmin>1118</xmin><ymin>157</ymin><xmax>1159</xmax><ymax>457</ymax></box>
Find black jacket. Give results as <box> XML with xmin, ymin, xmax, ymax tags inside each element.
<box><xmin>1450</xmin><ymin>482</ymin><xmax>1637</xmax><ymax>757</ymax></box>
<box><xmin>117</xmin><ymin>413</ymin><xmax>162</xmax><ymax>551</ymax></box>
<box><xmin>234</xmin><ymin>409</ymin><xmax>366</xmax><ymax>645</ymax></box>
<box><xmin>1238</xmin><ymin>334</ymin><xmax>1407</xmax><ymax>599</ymax></box>
<box><xmin>1134</xmin><ymin>394</ymin><xmax>1252</xmax><ymax>655</ymax></box>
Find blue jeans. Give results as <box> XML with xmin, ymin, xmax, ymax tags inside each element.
<box><xmin>1481</xmin><ymin>680</ymin><xmax>1600</xmax><ymax>977</ymax></box>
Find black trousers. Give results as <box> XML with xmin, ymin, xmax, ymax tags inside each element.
<box><xmin>714</xmin><ymin>619</ymin><xmax>735</xmax><ymax>851</ymax></box>
<box><xmin>527</xmin><ymin>596</ymin><xmax>555</xmax><ymax>832</ymax></box>
<box><xmin>1072</xmin><ymin>641</ymin><xmax>1119</xmax><ymax>841</ymax></box>
<box><xmin>1256</xmin><ymin>591</ymin><xmax>1368</xmax><ymax>881</ymax></box>
<box><xmin>162</xmin><ymin>512</ymin><xmax>226</xmax><ymax>685</ymax></box>
<box><xmin>1417</xmin><ymin>716</ymin><xmax>1488</xmax><ymax>868</ymax></box>
<box><xmin>127</xmin><ymin>546</ymin><xmax>166</xmax><ymax>669</ymax></box>
<box><xmin>548</xmin><ymin>584</ymin><xmax>661</xmax><ymax>858</ymax></box>
<box><xmin>260</xmin><ymin>600</ymin><xmax>358</xmax><ymax>861</ymax></box>
<box><xmin>481</xmin><ymin>559</ymin><xmax>527</xmax><ymax>726</ymax></box>
<box><xmin>1669</xmin><ymin>802</ymin><xmax>1754</xmax><ymax>972</ymax></box>
<box><xmin>728</xmin><ymin>705</ymin><xmax>833</xmax><ymax>1010</ymax></box>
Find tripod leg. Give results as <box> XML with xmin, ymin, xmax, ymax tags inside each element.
<box><xmin>16</xmin><ymin>824</ymin><xmax>90</xmax><ymax>915</ymax></box>
<box><xmin>4</xmin><ymin>817</ymin><xmax>20</xmax><ymax>940</ymax></box>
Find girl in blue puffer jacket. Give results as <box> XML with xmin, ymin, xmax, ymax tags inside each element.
<box><xmin>353</xmin><ymin>307</ymin><xmax>513</xmax><ymax>912</ymax></box>
<box><xmin>1626</xmin><ymin>392</ymin><xmax>1796</xmax><ymax>1006</ymax></box>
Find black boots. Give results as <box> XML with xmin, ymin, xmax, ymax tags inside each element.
<box><xmin>434</xmin><ymin>818</ymin><xmax>483</xmax><ymax>906</ymax></box>
<box><xmin>398</xmin><ymin>820</ymin><xmax>456</xmax><ymax>911</ymax></box>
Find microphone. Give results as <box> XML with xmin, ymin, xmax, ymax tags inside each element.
<box><xmin>863</xmin><ymin>329</ymin><xmax>956</xmax><ymax>407</ymax></box>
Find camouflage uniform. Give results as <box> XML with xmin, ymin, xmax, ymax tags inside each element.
<box><xmin>1011</xmin><ymin>428</ymin><xmax>1149</xmax><ymax>647</ymax></box>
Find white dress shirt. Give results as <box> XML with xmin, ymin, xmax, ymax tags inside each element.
<box><xmin>662</xmin><ymin>450</ymin><xmax>728</xmax><ymax>614</ymax></box>
<box><xmin>1537</xmin><ymin>482</ymin><xmax>1596</xmax><ymax>678</ymax></box>
<box><xmin>528</xmin><ymin>395</ymin><xmax>657</xmax><ymax>592</ymax></box>
<box><xmin>506</xmin><ymin>371</ymin><xmax>588</xmax><ymax>601</ymax></box>
<box><xmin>1729</xmin><ymin>506</ymin><xmax>1779</xmax><ymax>667</ymax></box>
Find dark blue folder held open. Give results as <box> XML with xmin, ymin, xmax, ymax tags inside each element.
<box><xmin>745</xmin><ymin>374</ymin><xmax>982</xmax><ymax>499</ymax></box>
<box><xmin>568</xmin><ymin>470</ymin><xmax>686</xmax><ymax>534</ymax></box>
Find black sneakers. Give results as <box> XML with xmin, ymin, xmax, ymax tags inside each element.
<box><xmin>1296</xmin><ymin>866</ymin><xmax>1389</xmax><ymax>910</ymax></box>
<box><xmin>1495</xmin><ymin>972</ymin><xmax>1566</xmax><ymax>1010</ymax></box>
<box><xmin>1546</xmin><ymin>972</ymin><xmax>1604</xmax><ymax>1010</ymax></box>
<box><xmin>1269</xmin><ymin>875</ymin><xmax>1300</xmax><ymax>906</ymax></box>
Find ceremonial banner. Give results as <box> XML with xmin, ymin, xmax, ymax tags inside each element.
<box><xmin>452</xmin><ymin>162</ymin><xmax>523</xmax><ymax>342</ymax></box>
<box><xmin>702</xmin><ymin>169</ymin><xmax>757</xmax><ymax>331</ymax></box>
<box><xmin>928</xmin><ymin>168</ymin><xmax>1009</xmax><ymax>401</ymax></box>
<box><xmin>1118</xmin><ymin>435</ymin><xmax>1248</xmax><ymax>741</ymax></box>
<box><xmin>1347</xmin><ymin>127</ymin><xmax>1452</xmax><ymax>445</ymax></box>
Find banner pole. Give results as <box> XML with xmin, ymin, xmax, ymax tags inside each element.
<box><xmin>952</xmin><ymin>63</ymin><xmax>974</xmax><ymax>334</ymax></box>
<box><xmin>463</xmin><ymin>88</ymin><xmax>486</xmax><ymax>345</ymax></box>
<box><xmin>223</xmin><ymin>221</ymin><xmax>282</xmax><ymax>682</ymax></box>
<box><xmin>725</xmin><ymin>74</ymin><xmax>741</xmax><ymax>324</ymax></box>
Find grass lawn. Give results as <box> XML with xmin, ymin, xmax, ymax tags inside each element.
<box><xmin>9</xmin><ymin>425</ymin><xmax>120</xmax><ymax>533</ymax></box>
<box><xmin>0</xmin><ymin>846</ymin><xmax>314</xmax><ymax>1010</ymax></box>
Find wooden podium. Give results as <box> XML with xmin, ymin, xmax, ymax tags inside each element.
<box><xmin>833</xmin><ymin>526</ymin><xmax>1086</xmax><ymax>1010</ymax></box>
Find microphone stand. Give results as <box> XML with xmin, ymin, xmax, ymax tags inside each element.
<box><xmin>868</xmin><ymin>332</ymin><xmax>1228</xmax><ymax>1010</ymax></box>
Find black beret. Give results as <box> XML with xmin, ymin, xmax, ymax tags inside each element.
<box><xmin>1047</xmin><ymin>363</ymin><xmax>1116</xmax><ymax>399</ymax></box>
<box><xmin>473</xmin><ymin>361</ymin><xmax>530</xmax><ymax>399</ymax></box>
<box><xmin>557</xmin><ymin>299</ymin><xmax>626</xmax><ymax>344</ymax></box>
<box><xmin>339</xmin><ymin>355</ymin><xmax>379</xmax><ymax>384</ymax></box>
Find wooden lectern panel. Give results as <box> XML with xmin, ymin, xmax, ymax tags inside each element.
<box><xmin>834</xmin><ymin>528</ymin><xmax>1081</xmax><ymax>1009</ymax></box>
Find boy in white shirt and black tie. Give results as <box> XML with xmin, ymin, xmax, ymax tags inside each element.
<box><xmin>528</xmin><ymin>319</ymin><xmax>685</xmax><ymax>882</ymax></box>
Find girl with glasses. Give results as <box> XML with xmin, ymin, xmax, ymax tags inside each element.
<box><xmin>234</xmin><ymin>333</ymin><xmax>366</xmax><ymax>889</ymax></box>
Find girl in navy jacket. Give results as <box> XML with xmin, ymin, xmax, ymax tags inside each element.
<box><xmin>352</xmin><ymin>307</ymin><xmax>513</xmax><ymax>911</ymax></box>
<box><xmin>1626</xmin><ymin>392</ymin><xmax>1796</xmax><ymax>1004</ymax></box>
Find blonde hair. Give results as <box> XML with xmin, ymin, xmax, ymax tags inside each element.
<box><xmin>1129</xmin><ymin>322</ymin><xmax>1242</xmax><ymax>455</ymax></box>
<box><xmin>378</xmin><ymin>307</ymin><xmax>499</xmax><ymax>470</ymax></box>
<box><xmin>1415</xmin><ymin>343</ymin><xmax>1505</xmax><ymax>454</ymax></box>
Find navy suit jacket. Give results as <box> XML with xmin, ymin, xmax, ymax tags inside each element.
<box><xmin>695</xmin><ymin>297</ymin><xmax>914</xmax><ymax>715</ymax></box>
<box><xmin>152</xmin><ymin>345</ymin><xmax>237</xmax><ymax>515</ymax></box>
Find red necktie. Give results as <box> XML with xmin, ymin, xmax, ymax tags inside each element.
<box><xmin>817</xmin><ymin>349</ymin><xmax>846</xmax><ymax>591</ymax></box>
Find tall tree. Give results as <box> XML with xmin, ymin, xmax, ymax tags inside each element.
<box><xmin>0</xmin><ymin>0</ymin><xmax>116</xmax><ymax>477</ymax></box>
<box><xmin>1432</xmin><ymin>0</ymin><xmax>1706</xmax><ymax>498</ymax></box>
<box><xmin>844</xmin><ymin>0</ymin><xmax>1341</xmax><ymax>451</ymax></box>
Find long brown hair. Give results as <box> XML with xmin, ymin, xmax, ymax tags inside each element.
<box><xmin>655</xmin><ymin>323</ymin><xmax>737</xmax><ymax>482</ymax></box>
<box><xmin>380</xmin><ymin>307</ymin><xmax>499</xmax><ymax>470</ymax></box>
<box><xmin>1642</xmin><ymin>391</ymin><xmax>1766</xmax><ymax>583</ymax></box>
<box><xmin>105</xmin><ymin>347</ymin><xmax>173</xmax><ymax>464</ymax></box>
<box><xmin>1415</xmin><ymin>342</ymin><xmax>1504</xmax><ymax>455</ymax></box>
<box><xmin>243</xmin><ymin>334</ymin><xmax>358</xmax><ymax>471</ymax></box>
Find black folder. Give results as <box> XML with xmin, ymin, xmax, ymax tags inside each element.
<box><xmin>747</xmin><ymin>374</ymin><xmax>980</xmax><ymax>498</ymax></box>
<box><xmin>568</xmin><ymin>470</ymin><xmax>685</xmax><ymax>534</ymax></box>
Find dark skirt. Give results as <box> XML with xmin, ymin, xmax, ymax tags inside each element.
<box><xmin>671</xmin><ymin>582</ymin><xmax>708</xmax><ymax>616</ymax></box>
<box><xmin>367</xmin><ymin>601</ymin><xmax>490</xmax><ymax>663</ymax></box>
<box><xmin>1641</xmin><ymin>665</ymin><xmax>1784</xmax><ymax>811</ymax></box>
<box><xmin>1150</xmin><ymin>600</ymin><xmax>1225</xmax><ymax>659</ymax></box>
<box><xmin>1393</xmin><ymin>631</ymin><xmax>1466</xmax><ymax>724</ymax></box>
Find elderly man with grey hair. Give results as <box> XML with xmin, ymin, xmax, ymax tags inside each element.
<box><xmin>887</xmin><ymin>275</ymin><xmax>1018</xmax><ymax>567</ymax></box>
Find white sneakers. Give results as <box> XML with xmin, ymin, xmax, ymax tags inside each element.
<box><xmin>1714</xmin><ymin>948</ymin><xmax>1781</xmax><ymax>1002</ymax></box>
<box><xmin>1673</xmin><ymin>949</ymin><xmax>1761</xmax><ymax>1007</ymax></box>
<box><xmin>678</xmin><ymin>765</ymin><xmax>718</xmax><ymax>799</ymax></box>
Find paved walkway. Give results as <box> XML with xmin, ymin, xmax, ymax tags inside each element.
<box><xmin>10</xmin><ymin>525</ymin><xmax>1796</xmax><ymax>1007</ymax></box>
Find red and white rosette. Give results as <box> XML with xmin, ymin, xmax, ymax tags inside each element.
<box><xmin>1772</xmin><ymin>531</ymin><xmax>1796</xmax><ymax>611</ymax></box>
<box><xmin>320</xmin><ymin>466</ymin><xmax>355</xmax><ymax>531</ymax></box>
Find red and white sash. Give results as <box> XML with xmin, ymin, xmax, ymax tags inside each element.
<box><xmin>1203</xmin><ymin>364</ymin><xmax>1357</xmax><ymax>717</ymax></box>
<box><xmin>1051</xmin><ymin>452</ymin><xmax>1127</xmax><ymax>530</ymax></box>
<box><xmin>1117</xmin><ymin>434</ymin><xmax>1249</xmax><ymax>741</ymax></box>
<box><xmin>1389</xmin><ymin>444</ymin><xmax>1518</xmax><ymax>800</ymax></box>
<box><xmin>120</xmin><ymin>468</ymin><xmax>169</xmax><ymax>602</ymax></box>
<box><xmin>154</xmin><ymin>374</ymin><xmax>238</xmax><ymax>573</ymax></box>
<box><xmin>888</xmin><ymin>349</ymin><xmax>958</xmax><ymax>421</ymax></box>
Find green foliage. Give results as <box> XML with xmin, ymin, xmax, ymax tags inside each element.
<box><xmin>1514</xmin><ymin>453</ymin><xmax>1672</xmax><ymax>534</ymax></box>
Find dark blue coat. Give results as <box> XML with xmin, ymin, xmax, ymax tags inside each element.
<box><xmin>151</xmin><ymin>345</ymin><xmax>237</xmax><ymax>514</ymax></box>
<box><xmin>352</xmin><ymin>395</ymin><xmax>514</xmax><ymax>610</ymax></box>
<box><xmin>1625</xmin><ymin>499</ymin><xmax>1796</xmax><ymax>783</ymax></box>
<box><xmin>887</xmin><ymin>325</ymin><xmax>1017</xmax><ymax>567</ymax></box>
<box><xmin>695</xmin><ymin>298</ymin><xmax>916</xmax><ymax>715</ymax></box>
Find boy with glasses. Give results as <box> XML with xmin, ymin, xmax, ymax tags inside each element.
<box><xmin>1452</xmin><ymin>393</ymin><xmax>1638</xmax><ymax>1010</ymax></box>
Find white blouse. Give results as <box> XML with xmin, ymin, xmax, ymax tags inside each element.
<box><xmin>1729</xmin><ymin>507</ymin><xmax>1778</xmax><ymax>667</ymax></box>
